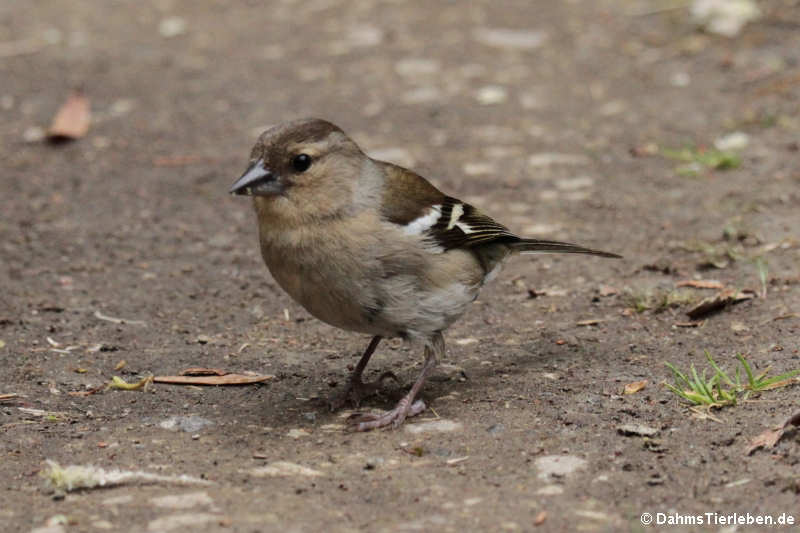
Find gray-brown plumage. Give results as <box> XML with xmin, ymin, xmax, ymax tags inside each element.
<box><xmin>230</xmin><ymin>118</ymin><xmax>620</xmax><ymax>431</ymax></box>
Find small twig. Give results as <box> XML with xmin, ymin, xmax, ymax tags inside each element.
<box><xmin>93</xmin><ymin>310</ymin><xmax>146</xmax><ymax>326</ymax></box>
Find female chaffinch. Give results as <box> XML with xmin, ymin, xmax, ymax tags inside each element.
<box><xmin>230</xmin><ymin>118</ymin><xmax>620</xmax><ymax>431</ymax></box>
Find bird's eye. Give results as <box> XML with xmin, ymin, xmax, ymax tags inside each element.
<box><xmin>292</xmin><ymin>153</ymin><xmax>312</xmax><ymax>172</ymax></box>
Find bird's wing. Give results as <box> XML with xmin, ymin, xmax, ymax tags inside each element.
<box><xmin>378</xmin><ymin>161</ymin><xmax>621</xmax><ymax>257</ymax></box>
<box><xmin>379</xmin><ymin>162</ymin><xmax>517</xmax><ymax>250</ymax></box>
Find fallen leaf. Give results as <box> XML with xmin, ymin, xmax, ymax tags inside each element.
<box><xmin>47</xmin><ymin>89</ymin><xmax>90</xmax><ymax>141</ymax></box>
<box><xmin>686</xmin><ymin>289</ymin><xmax>755</xmax><ymax>320</ymax></box>
<box><xmin>114</xmin><ymin>360</ymin><xmax>127</xmax><ymax>371</ymax></box>
<box><xmin>623</xmin><ymin>380</ymin><xmax>648</xmax><ymax>394</ymax></box>
<box><xmin>534</xmin><ymin>511</ymin><xmax>547</xmax><ymax>526</ymax></box>
<box><xmin>153</xmin><ymin>374</ymin><xmax>274</xmax><ymax>386</ymax></box>
<box><xmin>746</xmin><ymin>410</ymin><xmax>800</xmax><ymax>455</ymax></box>
<box><xmin>676</xmin><ymin>279</ymin><xmax>724</xmax><ymax>289</ymax></box>
<box><xmin>179</xmin><ymin>367</ymin><xmax>227</xmax><ymax>376</ymax></box>
<box><xmin>598</xmin><ymin>285</ymin><xmax>619</xmax><ymax>297</ymax></box>
<box><xmin>674</xmin><ymin>321</ymin><xmax>704</xmax><ymax>328</ymax></box>
<box><xmin>109</xmin><ymin>375</ymin><xmax>153</xmax><ymax>391</ymax></box>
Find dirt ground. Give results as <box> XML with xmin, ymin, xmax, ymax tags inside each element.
<box><xmin>2</xmin><ymin>1</ymin><xmax>799</xmax><ymax>532</ymax></box>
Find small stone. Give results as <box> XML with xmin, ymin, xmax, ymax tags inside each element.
<box><xmin>670</xmin><ymin>72</ymin><xmax>691</xmax><ymax>87</ymax></box>
<box><xmin>404</xmin><ymin>420</ymin><xmax>462</xmax><ymax>434</ymax></box>
<box><xmin>109</xmin><ymin>99</ymin><xmax>135</xmax><ymax>117</ymax></box>
<box><xmin>473</xmin><ymin>28</ymin><xmax>546</xmax><ymax>50</ymax></box>
<box><xmin>248</xmin><ymin>461</ymin><xmax>323</xmax><ymax>477</ymax></box>
<box><xmin>617</xmin><ymin>424</ymin><xmax>659</xmax><ymax>437</ymax></box>
<box><xmin>555</xmin><ymin>176</ymin><xmax>595</xmax><ymax>191</ymax></box>
<box><xmin>287</xmin><ymin>428</ymin><xmax>310</xmax><ymax>439</ymax></box>
<box><xmin>528</xmin><ymin>153</ymin><xmax>589</xmax><ymax>167</ymax></box>
<box><xmin>158</xmin><ymin>17</ymin><xmax>187</xmax><ymax>38</ymax></box>
<box><xmin>23</xmin><ymin>126</ymin><xmax>46</xmax><ymax>143</ymax></box>
<box><xmin>574</xmin><ymin>510</ymin><xmax>610</xmax><ymax>521</ymax></box>
<box><xmin>463</xmin><ymin>162</ymin><xmax>495</xmax><ymax>176</ymax></box>
<box><xmin>714</xmin><ymin>131</ymin><xmax>749</xmax><ymax>151</ymax></box>
<box><xmin>535</xmin><ymin>455</ymin><xmax>588</xmax><ymax>480</ymax></box>
<box><xmin>347</xmin><ymin>26</ymin><xmax>383</xmax><ymax>47</ymax></box>
<box><xmin>486</xmin><ymin>423</ymin><xmax>505</xmax><ymax>435</ymax></box>
<box><xmin>159</xmin><ymin>415</ymin><xmax>213</xmax><ymax>433</ymax></box>
<box><xmin>475</xmin><ymin>85</ymin><xmax>508</xmax><ymax>105</ymax></box>
<box><xmin>536</xmin><ymin>484</ymin><xmax>564</xmax><ymax>496</ymax></box>
<box><xmin>690</xmin><ymin>0</ymin><xmax>761</xmax><ymax>37</ymax></box>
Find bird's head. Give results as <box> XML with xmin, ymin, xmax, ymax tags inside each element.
<box><xmin>230</xmin><ymin>118</ymin><xmax>367</xmax><ymax>224</ymax></box>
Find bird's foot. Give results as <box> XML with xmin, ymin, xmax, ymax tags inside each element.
<box><xmin>328</xmin><ymin>371</ymin><xmax>398</xmax><ymax>411</ymax></box>
<box><xmin>348</xmin><ymin>397</ymin><xmax>427</xmax><ymax>431</ymax></box>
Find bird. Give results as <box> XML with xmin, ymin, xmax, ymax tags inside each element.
<box><xmin>229</xmin><ymin>118</ymin><xmax>620</xmax><ymax>431</ymax></box>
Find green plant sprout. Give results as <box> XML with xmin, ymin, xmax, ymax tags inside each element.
<box><xmin>664</xmin><ymin>351</ymin><xmax>800</xmax><ymax>408</ymax></box>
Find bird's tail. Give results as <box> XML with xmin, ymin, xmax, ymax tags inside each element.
<box><xmin>509</xmin><ymin>238</ymin><xmax>621</xmax><ymax>258</ymax></box>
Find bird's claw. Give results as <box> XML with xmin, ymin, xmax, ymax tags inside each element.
<box><xmin>347</xmin><ymin>399</ymin><xmax>426</xmax><ymax>431</ymax></box>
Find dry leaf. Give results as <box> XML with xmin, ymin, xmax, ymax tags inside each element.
<box><xmin>598</xmin><ymin>285</ymin><xmax>619</xmax><ymax>297</ymax></box>
<box><xmin>746</xmin><ymin>410</ymin><xmax>800</xmax><ymax>455</ymax></box>
<box><xmin>674</xmin><ymin>321</ymin><xmax>704</xmax><ymax>328</ymax></box>
<box><xmin>47</xmin><ymin>89</ymin><xmax>90</xmax><ymax>140</ymax></box>
<box><xmin>687</xmin><ymin>289</ymin><xmax>755</xmax><ymax>320</ymax></box>
<box><xmin>534</xmin><ymin>511</ymin><xmax>547</xmax><ymax>526</ymax></box>
<box><xmin>154</xmin><ymin>374</ymin><xmax>274</xmax><ymax>386</ymax></box>
<box><xmin>109</xmin><ymin>375</ymin><xmax>153</xmax><ymax>390</ymax></box>
<box><xmin>676</xmin><ymin>279</ymin><xmax>724</xmax><ymax>289</ymax></box>
<box><xmin>180</xmin><ymin>367</ymin><xmax>227</xmax><ymax>376</ymax></box>
<box><xmin>623</xmin><ymin>380</ymin><xmax>648</xmax><ymax>394</ymax></box>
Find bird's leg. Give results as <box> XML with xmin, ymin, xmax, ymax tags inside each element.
<box><xmin>349</xmin><ymin>332</ymin><xmax>443</xmax><ymax>431</ymax></box>
<box><xmin>329</xmin><ymin>336</ymin><xmax>397</xmax><ymax>410</ymax></box>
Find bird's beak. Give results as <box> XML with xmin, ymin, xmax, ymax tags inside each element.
<box><xmin>229</xmin><ymin>158</ymin><xmax>283</xmax><ymax>196</ymax></box>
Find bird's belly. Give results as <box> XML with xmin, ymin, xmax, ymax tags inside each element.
<box><xmin>265</xmin><ymin>258</ymin><xmax>370</xmax><ymax>333</ymax></box>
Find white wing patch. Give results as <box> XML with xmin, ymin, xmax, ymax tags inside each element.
<box><xmin>446</xmin><ymin>203</ymin><xmax>464</xmax><ymax>230</ymax></box>
<box><xmin>403</xmin><ymin>205</ymin><xmax>442</xmax><ymax>236</ymax></box>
